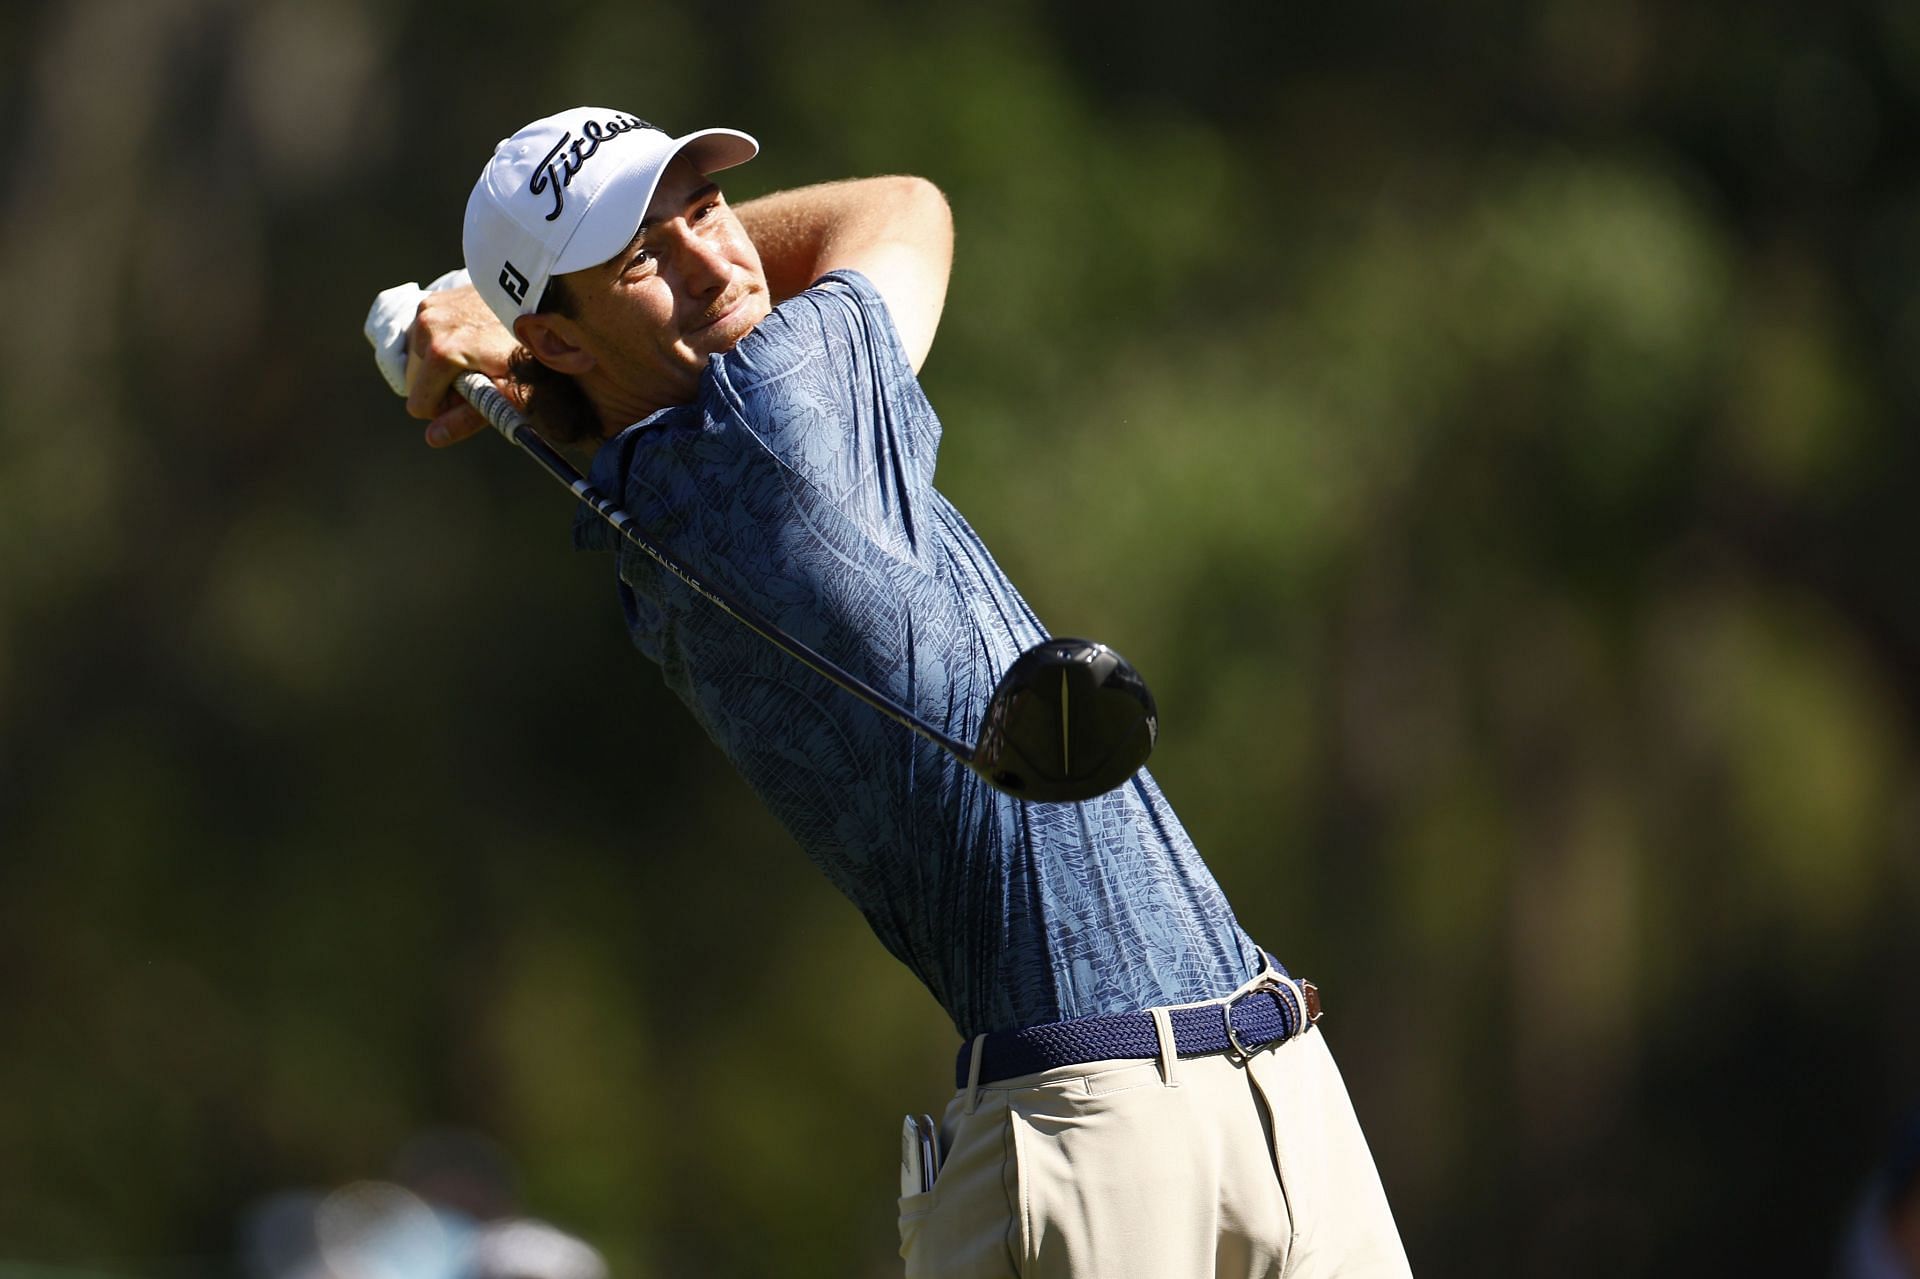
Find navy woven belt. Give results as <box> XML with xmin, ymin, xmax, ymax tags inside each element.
<box><xmin>956</xmin><ymin>977</ymin><xmax>1323</xmax><ymax>1089</ymax></box>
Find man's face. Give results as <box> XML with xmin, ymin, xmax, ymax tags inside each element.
<box><xmin>558</xmin><ymin>153</ymin><xmax>770</xmax><ymax>414</ymax></box>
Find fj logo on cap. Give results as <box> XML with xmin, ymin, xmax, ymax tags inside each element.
<box><xmin>529</xmin><ymin>114</ymin><xmax>655</xmax><ymax>222</ymax></box>
<box><xmin>500</xmin><ymin>261</ymin><xmax>529</xmax><ymax>305</ymax></box>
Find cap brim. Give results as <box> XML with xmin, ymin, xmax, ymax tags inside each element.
<box><xmin>551</xmin><ymin>127</ymin><xmax>759</xmax><ymax>278</ymax></box>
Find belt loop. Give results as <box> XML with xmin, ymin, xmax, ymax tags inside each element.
<box><xmin>1149</xmin><ymin>1007</ymin><xmax>1180</xmax><ymax>1087</ymax></box>
<box><xmin>963</xmin><ymin>1033</ymin><xmax>988</xmax><ymax>1114</ymax></box>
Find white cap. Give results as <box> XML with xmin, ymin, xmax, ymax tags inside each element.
<box><xmin>462</xmin><ymin>107</ymin><xmax>758</xmax><ymax>331</ymax></box>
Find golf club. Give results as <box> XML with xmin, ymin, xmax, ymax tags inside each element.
<box><xmin>453</xmin><ymin>372</ymin><xmax>1157</xmax><ymax>802</ymax></box>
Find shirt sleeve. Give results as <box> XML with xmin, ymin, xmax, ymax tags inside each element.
<box><xmin>707</xmin><ymin>269</ymin><xmax>944</xmax><ymax>558</ymax></box>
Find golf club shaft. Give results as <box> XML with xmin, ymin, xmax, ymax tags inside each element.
<box><xmin>454</xmin><ymin>372</ymin><xmax>977</xmax><ymax>764</ymax></box>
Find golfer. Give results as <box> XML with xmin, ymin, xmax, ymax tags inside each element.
<box><xmin>368</xmin><ymin>106</ymin><xmax>1411</xmax><ymax>1278</ymax></box>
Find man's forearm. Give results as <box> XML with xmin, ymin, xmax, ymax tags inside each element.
<box><xmin>733</xmin><ymin>176</ymin><xmax>953</xmax><ymax>370</ymax></box>
<box><xmin>735</xmin><ymin>182</ymin><xmax>851</xmax><ymax>303</ymax></box>
<box><xmin>735</xmin><ymin>177</ymin><xmax>926</xmax><ymax>301</ymax></box>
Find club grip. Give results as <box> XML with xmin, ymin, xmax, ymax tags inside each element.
<box><xmin>455</xmin><ymin>372</ymin><xmax>529</xmax><ymax>441</ymax></box>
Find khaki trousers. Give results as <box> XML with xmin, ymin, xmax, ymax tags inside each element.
<box><xmin>898</xmin><ymin>1022</ymin><xmax>1411</xmax><ymax>1278</ymax></box>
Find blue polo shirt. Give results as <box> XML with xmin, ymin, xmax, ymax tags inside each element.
<box><xmin>574</xmin><ymin>270</ymin><xmax>1264</xmax><ymax>1037</ymax></box>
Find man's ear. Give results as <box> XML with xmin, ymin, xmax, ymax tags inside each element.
<box><xmin>512</xmin><ymin>312</ymin><xmax>596</xmax><ymax>375</ymax></box>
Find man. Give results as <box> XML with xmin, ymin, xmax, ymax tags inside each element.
<box><xmin>366</xmin><ymin>106</ymin><xmax>1411</xmax><ymax>1278</ymax></box>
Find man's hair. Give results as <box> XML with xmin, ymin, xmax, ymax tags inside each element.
<box><xmin>507</xmin><ymin>277</ymin><xmax>603</xmax><ymax>446</ymax></box>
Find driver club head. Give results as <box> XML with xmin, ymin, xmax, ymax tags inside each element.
<box><xmin>972</xmin><ymin>638</ymin><xmax>1158</xmax><ymax>803</ymax></box>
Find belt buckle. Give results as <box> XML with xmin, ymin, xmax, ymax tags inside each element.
<box><xmin>1222</xmin><ymin>977</ymin><xmax>1284</xmax><ymax>1065</ymax></box>
<box><xmin>1223</xmin><ymin>976</ymin><xmax>1323</xmax><ymax>1065</ymax></box>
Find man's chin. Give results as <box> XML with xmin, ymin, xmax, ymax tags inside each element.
<box><xmin>700</xmin><ymin>293</ymin><xmax>770</xmax><ymax>353</ymax></box>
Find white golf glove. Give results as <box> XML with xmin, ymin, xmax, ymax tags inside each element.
<box><xmin>363</xmin><ymin>268</ymin><xmax>470</xmax><ymax>397</ymax></box>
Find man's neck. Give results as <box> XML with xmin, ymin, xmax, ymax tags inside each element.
<box><xmin>583</xmin><ymin>368</ymin><xmax>695</xmax><ymax>438</ymax></box>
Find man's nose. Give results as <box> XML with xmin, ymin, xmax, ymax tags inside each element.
<box><xmin>667</xmin><ymin>224</ymin><xmax>731</xmax><ymax>296</ymax></box>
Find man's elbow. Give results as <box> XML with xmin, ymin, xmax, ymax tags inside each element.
<box><xmin>882</xmin><ymin>175</ymin><xmax>953</xmax><ymax>254</ymax></box>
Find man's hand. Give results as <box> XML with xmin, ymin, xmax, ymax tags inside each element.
<box><xmin>403</xmin><ymin>286</ymin><xmax>521</xmax><ymax>448</ymax></box>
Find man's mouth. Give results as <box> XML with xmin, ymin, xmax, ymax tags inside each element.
<box><xmin>694</xmin><ymin>288</ymin><xmax>755</xmax><ymax>334</ymax></box>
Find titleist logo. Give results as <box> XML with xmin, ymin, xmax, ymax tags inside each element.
<box><xmin>529</xmin><ymin>114</ymin><xmax>657</xmax><ymax>222</ymax></box>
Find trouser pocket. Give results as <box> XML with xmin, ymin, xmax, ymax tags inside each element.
<box><xmin>897</xmin><ymin>1186</ymin><xmax>937</xmax><ymax>1261</ymax></box>
<box><xmin>897</xmin><ymin>1111</ymin><xmax>942</xmax><ymax>1260</ymax></box>
<box><xmin>899</xmin><ymin>1092</ymin><xmax>1025</xmax><ymax>1278</ymax></box>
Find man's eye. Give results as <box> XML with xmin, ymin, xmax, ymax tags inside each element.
<box><xmin>628</xmin><ymin>249</ymin><xmax>653</xmax><ymax>270</ymax></box>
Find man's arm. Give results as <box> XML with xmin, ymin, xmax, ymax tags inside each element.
<box><xmin>734</xmin><ymin>176</ymin><xmax>954</xmax><ymax>373</ymax></box>
<box><xmin>377</xmin><ymin>176</ymin><xmax>955</xmax><ymax>446</ymax></box>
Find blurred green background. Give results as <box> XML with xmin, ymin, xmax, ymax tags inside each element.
<box><xmin>3</xmin><ymin>0</ymin><xmax>1917</xmax><ymax>1274</ymax></box>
